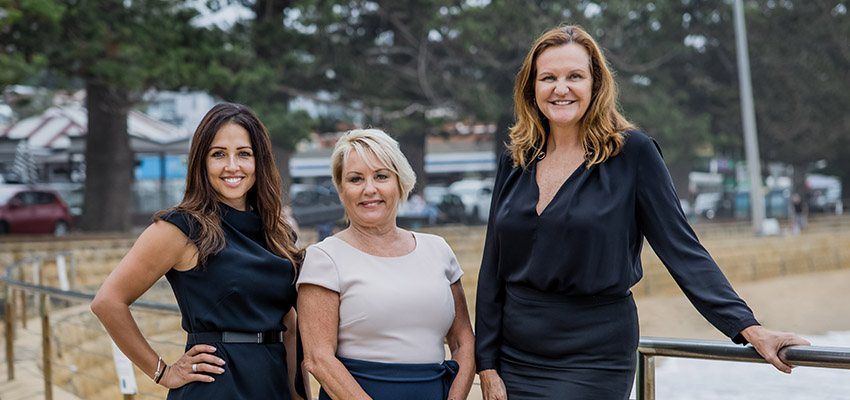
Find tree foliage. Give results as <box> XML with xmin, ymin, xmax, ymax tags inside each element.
<box><xmin>3</xmin><ymin>0</ymin><xmax>848</xmax><ymax>226</ymax></box>
<box><xmin>3</xmin><ymin>0</ymin><xmax>232</xmax><ymax>231</ymax></box>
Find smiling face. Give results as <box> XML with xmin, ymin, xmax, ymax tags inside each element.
<box><xmin>534</xmin><ymin>43</ymin><xmax>593</xmax><ymax>132</ymax></box>
<box><xmin>206</xmin><ymin>123</ymin><xmax>256</xmax><ymax>211</ymax></box>
<box><xmin>339</xmin><ymin>149</ymin><xmax>401</xmax><ymax>229</ymax></box>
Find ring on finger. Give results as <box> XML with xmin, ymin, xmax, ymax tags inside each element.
<box><xmin>192</xmin><ymin>363</ymin><xmax>198</xmax><ymax>373</ymax></box>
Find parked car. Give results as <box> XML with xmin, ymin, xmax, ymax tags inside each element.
<box><xmin>0</xmin><ymin>185</ymin><xmax>73</xmax><ymax>235</ymax></box>
<box><xmin>693</xmin><ymin>192</ymin><xmax>736</xmax><ymax>220</ymax></box>
<box><xmin>289</xmin><ymin>183</ymin><xmax>345</xmax><ymax>228</ymax></box>
<box><xmin>448</xmin><ymin>178</ymin><xmax>494</xmax><ymax>223</ymax></box>
<box><xmin>424</xmin><ymin>185</ymin><xmax>466</xmax><ymax>224</ymax></box>
<box><xmin>397</xmin><ymin>194</ymin><xmax>438</xmax><ymax>227</ymax></box>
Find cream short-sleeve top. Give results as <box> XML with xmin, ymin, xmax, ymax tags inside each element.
<box><xmin>297</xmin><ymin>231</ymin><xmax>463</xmax><ymax>364</ymax></box>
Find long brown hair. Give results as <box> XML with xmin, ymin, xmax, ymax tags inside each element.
<box><xmin>155</xmin><ymin>103</ymin><xmax>303</xmax><ymax>270</ymax></box>
<box><xmin>509</xmin><ymin>25</ymin><xmax>635</xmax><ymax>169</ymax></box>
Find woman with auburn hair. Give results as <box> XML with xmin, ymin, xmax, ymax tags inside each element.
<box><xmin>298</xmin><ymin>129</ymin><xmax>475</xmax><ymax>400</ymax></box>
<box><xmin>92</xmin><ymin>103</ymin><xmax>308</xmax><ymax>399</ymax></box>
<box><xmin>474</xmin><ymin>25</ymin><xmax>809</xmax><ymax>399</ymax></box>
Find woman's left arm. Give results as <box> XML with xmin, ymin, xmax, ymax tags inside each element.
<box><xmin>634</xmin><ymin>134</ymin><xmax>810</xmax><ymax>370</ymax></box>
<box><xmin>445</xmin><ymin>280</ymin><xmax>475</xmax><ymax>400</ymax></box>
<box><xmin>283</xmin><ymin>307</ymin><xmax>309</xmax><ymax>400</ymax></box>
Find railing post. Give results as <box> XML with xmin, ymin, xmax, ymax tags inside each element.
<box><xmin>40</xmin><ymin>293</ymin><xmax>53</xmax><ymax>400</ymax></box>
<box><xmin>4</xmin><ymin>285</ymin><xmax>14</xmax><ymax>380</ymax></box>
<box><xmin>69</xmin><ymin>252</ymin><xmax>78</xmax><ymax>291</ymax></box>
<box><xmin>636</xmin><ymin>351</ymin><xmax>655</xmax><ymax>400</ymax></box>
<box><xmin>18</xmin><ymin>267</ymin><xmax>26</xmax><ymax>329</ymax></box>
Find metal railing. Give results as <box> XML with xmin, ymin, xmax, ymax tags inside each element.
<box><xmin>5</xmin><ymin>252</ymin><xmax>850</xmax><ymax>400</ymax></box>
<box><xmin>636</xmin><ymin>336</ymin><xmax>850</xmax><ymax>399</ymax></box>
<box><xmin>3</xmin><ymin>252</ymin><xmax>179</xmax><ymax>400</ymax></box>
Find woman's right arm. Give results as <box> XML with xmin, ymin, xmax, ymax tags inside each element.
<box><xmin>91</xmin><ymin>221</ymin><xmax>224</xmax><ymax>388</ymax></box>
<box><xmin>298</xmin><ymin>283</ymin><xmax>371</xmax><ymax>400</ymax></box>
<box><xmin>476</xmin><ymin>153</ymin><xmax>511</xmax><ymax>400</ymax></box>
<box><xmin>475</xmin><ymin>220</ymin><xmax>508</xmax><ymax>400</ymax></box>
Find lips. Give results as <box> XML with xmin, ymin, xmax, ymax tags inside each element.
<box><xmin>360</xmin><ymin>200</ymin><xmax>384</xmax><ymax>207</ymax></box>
<box><xmin>552</xmin><ymin>100</ymin><xmax>576</xmax><ymax>105</ymax></box>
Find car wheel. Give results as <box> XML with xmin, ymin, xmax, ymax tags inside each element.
<box><xmin>0</xmin><ymin>221</ymin><xmax>7</xmax><ymax>234</ymax></box>
<box><xmin>54</xmin><ymin>220</ymin><xmax>69</xmax><ymax>236</ymax></box>
<box><xmin>705</xmin><ymin>209</ymin><xmax>716</xmax><ymax>220</ymax></box>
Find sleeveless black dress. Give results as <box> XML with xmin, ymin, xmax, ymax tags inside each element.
<box><xmin>162</xmin><ymin>204</ymin><xmax>297</xmax><ymax>400</ymax></box>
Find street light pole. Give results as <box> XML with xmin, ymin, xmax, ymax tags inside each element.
<box><xmin>733</xmin><ymin>0</ymin><xmax>766</xmax><ymax>235</ymax></box>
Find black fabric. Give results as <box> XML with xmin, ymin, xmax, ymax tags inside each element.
<box><xmin>475</xmin><ymin>130</ymin><xmax>759</xmax><ymax>378</ymax></box>
<box><xmin>187</xmin><ymin>330</ymin><xmax>286</xmax><ymax>345</ymax></box>
<box><xmin>162</xmin><ymin>204</ymin><xmax>298</xmax><ymax>400</ymax></box>
<box><xmin>499</xmin><ymin>284</ymin><xmax>637</xmax><ymax>399</ymax></box>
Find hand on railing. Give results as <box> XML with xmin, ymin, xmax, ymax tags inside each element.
<box><xmin>159</xmin><ymin>344</ymin><xmax>226</xmax><ymax>388</ymax></box>
<box><xmin>741</xmin><ymin>325</ymin><xmax>811</xmax><ymax>373</ymax></box>
<box><xmin>478</xmin><ymin>369</ymin><xmax>507</xmax><ymax>400</ymax></box>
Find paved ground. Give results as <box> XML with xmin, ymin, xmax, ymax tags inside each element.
<box><xmin>4</xmin><ymin>268</ymin><xmax>849</xmax><ymax>400</ymax></box>
<box><xmin>0</xmin><ymin>321</ymin><xmax>84</xmax><ymax>400</ymax></box>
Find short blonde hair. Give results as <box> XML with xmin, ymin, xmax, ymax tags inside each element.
<box><xmin>330</xmin><ymin>129</ymin><xmax>416</xmax><ymax>206</ymax></box>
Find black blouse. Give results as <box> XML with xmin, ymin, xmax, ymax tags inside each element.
<box><xmin>474</xmin><ymin>130</ymin><xmax>759</xmax><ymax>371</ymax></box>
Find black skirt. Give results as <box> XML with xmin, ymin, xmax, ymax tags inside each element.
<box><xmin>498</xmin><ymin>284</ymin><xmax>639</xmax><ymax>400</ymax></box>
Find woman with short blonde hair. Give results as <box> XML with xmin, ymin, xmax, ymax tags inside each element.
<box><xmin>330</xmin><ymin>128</ymin><xmax>417</xmax><ymax>207</ymax></box>
<box><xmin>299</xmin><ymin>128</ymin><xmax>475</xmax><ymax>400</ymax></box>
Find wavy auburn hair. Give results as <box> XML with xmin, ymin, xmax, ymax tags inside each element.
<box><xmin>154</xmin><ymin>103</ymin><xmax>303</xmax><ymax>270</ymax></box>
<box><xmin>509</xmin><ymin>25</ymin><xmax>635</xmax><ymax>169</ymax></box>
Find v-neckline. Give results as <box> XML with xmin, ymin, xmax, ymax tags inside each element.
<box><xmin>533</xmin><ymin>157</ymin><xmax>584</xmax><ymax>216</ymax></box>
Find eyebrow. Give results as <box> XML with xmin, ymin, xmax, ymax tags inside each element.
<box><xmin>345</xmin><ymin>168</ymin><xmax>392</xmax><ymax>175</ymax></box>
<box><xmin>209</xmin><ymin>145</ymin><xmax>253</xmax><ymax>150</ymax></box>
<box><xmin>537</xmin><ymin>67</ymin><xmax>587</xmax><ymax>76</ymax></box>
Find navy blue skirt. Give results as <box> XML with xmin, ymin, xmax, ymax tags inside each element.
<box><xmin>318</xmin><ymin>356</ymin><xmax>458</xmax><ymax>400</ymax></box>
<box><xmin>499</xmin><ymin>284</ymin><xmax>639</xmax><ymax>400</ymax></box>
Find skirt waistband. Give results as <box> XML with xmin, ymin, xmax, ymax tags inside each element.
<box><xmin>505</xmin><ymin>283</ymin><xmax>631</xmax><ymax>304</ymax></box>
<box><xmin>337</xmin><ymin>356</ymin><xmax>458</xmax><ymax>383</ymax></box>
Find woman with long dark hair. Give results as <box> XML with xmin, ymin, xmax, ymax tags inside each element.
<box><xmin>93</xmin><ymin>103</ymin><xmax>307</xmax><ymax>399</ymax></box>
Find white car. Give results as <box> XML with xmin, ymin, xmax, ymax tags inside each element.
<box><xmin>448</xmin><ymin>178</ymin><xmax>494</xmax><ymax>223</ymax></box>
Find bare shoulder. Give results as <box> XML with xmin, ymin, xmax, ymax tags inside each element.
<box><xmin>127</xmin><ymin>220</ymin><xmax>198</xmax><ymax>272</ymax></box>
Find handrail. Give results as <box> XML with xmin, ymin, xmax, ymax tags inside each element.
<box><xmin>639</xmin><ymin>336</ymin><xmax>850</xmax><ymax>369</ymax></box>
<box><xmin>2</xmin><ymin>255</ymin><xmax>179</xmax><ymax>315</ymax></box>
<box><xmin>636</xmin><ymin>337</ymin><xmax>850</xmax><ymax>400</ymax></box>
<box><xmin>3</xmin><ymin>251</ymin><xmax>180</xmax><ymax>399</ymax></box>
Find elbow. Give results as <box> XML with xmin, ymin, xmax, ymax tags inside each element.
<box><xmin>90</xmin><ymin>294</ymin><xmax>105</xmax><ymax>319</ymax></box>
<box><xmin>90</xmin><ymin>290</ymin><xmax>117</xmax><ymax>321</ymax></box>
<box><xmin>302</xmin><ymin>354</ymin><xmax>324</xmax><ymax>377</ymax></box>
<box><xmin>302</xmin><ymin>356</ymin><xmax>318</xmax><ymax>376</ymax></box>
<box><xmin>302</xmin><ymin>350</ymin><xmax>335</xmax><ymax>377</ymax></box>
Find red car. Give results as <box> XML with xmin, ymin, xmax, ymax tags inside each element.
<box><xmin>0</xmin><ymin>186</ymin><xmax>73</xmax><ymax>235</ymax></box>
